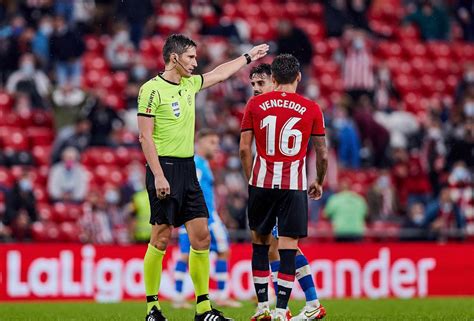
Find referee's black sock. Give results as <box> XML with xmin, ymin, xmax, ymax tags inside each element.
<box><xmin>251</xmin><ymin>243</ymin><xmax>270</xmax><ymax>305</ymax></box>
<box><xmin>276</xmin><ymin>249</ymin><xmax>297</xmax><ymax>310</ymax></box>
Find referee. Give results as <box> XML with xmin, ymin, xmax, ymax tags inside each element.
<box><xmin>137</xmin><ymin>34</ymin><xmax>268</xmax><ymax>321</ymax></box>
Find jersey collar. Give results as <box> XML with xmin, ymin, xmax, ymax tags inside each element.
<box><xmin>157</xmin><ymin>73</ymin><xmax>180</xmax><ymax>86</ymax></box>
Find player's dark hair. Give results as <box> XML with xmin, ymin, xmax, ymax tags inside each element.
<box><xmin>249</xmin><ymin>63</ymin><xmax>272</xmax><ymax>79</ymax></box>
<box><xmin>197</xmin><ymin>128</ymin><xmax>218</xmax><ymax>140</ymax></box>
<box><xmin>163</xmin><ymin>34</ymin><xmax>197</xmax><ymax>64</ymax></box>
<box><xmin>271</xmin><ymin>54</ymin><xmax>300</xmax><ymax>84</ymax></box>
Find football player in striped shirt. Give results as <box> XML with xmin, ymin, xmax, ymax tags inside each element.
<box><xmin>241</xmin><ymin>58</ymin><xmax>328</xmax><ymax>320</ymax></box>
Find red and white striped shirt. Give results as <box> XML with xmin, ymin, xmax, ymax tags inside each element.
<box><xmin>241</xmin><ymin>91</ymin><xmax>325</xmax><ymax>190</ymax></box>
<box><xmin>343</xmin><ymin>48</ymin><xmax>375</xmax><ymax>91</ymax></box>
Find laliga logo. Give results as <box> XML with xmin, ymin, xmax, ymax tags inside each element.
<box><xmin>6</xmin><ymin>246</ymin><xmax>145</xmax><ymax>302</ymax></box>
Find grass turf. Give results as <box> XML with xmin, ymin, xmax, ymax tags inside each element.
<box><xmin>1</xmin><ymin>298</ymin><xmax>473</xmax><ymax>321</ymax></box>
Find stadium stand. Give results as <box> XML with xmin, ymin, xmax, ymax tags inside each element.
<box><xmin>0</xmin><ymin>0</ymin><xmax>472</xmax><ymax>243</ymax></box>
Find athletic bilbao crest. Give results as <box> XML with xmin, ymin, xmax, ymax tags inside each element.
<box><xmin>171</xmin><ymin>101</ymin><xmax>180</xmax><ymax>117</ymax></box>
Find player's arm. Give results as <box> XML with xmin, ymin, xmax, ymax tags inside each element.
<box><xmin>137</xmin><ymin>116</ymin><xmax>170</xmax><ymax>198</ymax></box>
<box><xmin>239</xmin><ymin>131</ymin><xmax>254</xmax><ymax>181</ymax></box>
<box><xmin>137</xmin><ymin>84</ymin><xmax>169</xmax><ymax>199</ymax></box>
<box><xmin>308</xmin><ymin>136</ymin><xmax>328</xmax><ymax>200</ymax></box>
<box><xmin>201</xmin><ymin>44</ymin><xmax>269</xmax><ymax>90</ymax></box>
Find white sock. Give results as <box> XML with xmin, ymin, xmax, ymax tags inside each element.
<box><xmin>307</xmin><ymin>299</ymin><xmax>320</xmax><ymax>308</ymax></box>
<box><xmin>276</xmin><ymin>308</ymin><xmax>287</xmax><ymax>316</ymax></box>
<box><xmin>257</xmin><ymin>302</ymin><xmax>269</xmax><ymax>310</ymax></box>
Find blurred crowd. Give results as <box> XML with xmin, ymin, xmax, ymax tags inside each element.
<box><xmin>0</xmin><ymin>0</ymin><xmax>473</xmax><ymax>244</ymax></box>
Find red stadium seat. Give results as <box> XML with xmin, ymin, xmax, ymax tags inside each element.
<box><xmin>27</xmin><ymin>127</ymin><xmax>54</xmax><ymax>147</ymax></box>
<box><xmin>52</xmin><ymin>202</ymin><xmax>83</xmax><ymax>223</ymax></box>
<box><xmin>31</xmin><ymin>110</ymin><xmax>54</xmax><ymax>128</ymax></box>
<box><xmin>0</xmin><ymin>167</ymin><xmax>14</xmax><ymax>188</ymax></box>
<box><xmin>0</xmin><ymin>92</ymin><xmax>13</xmax><ymax>112</ymax></box>
<box><xmin>32</xmin><ymin>145</ymin><xmax>51</xmax><ymax>166</ymax></box>
<box><xmin>37</xmin><ymin>203</ymin><xmax>54</xmax><ymax>221</ymax></box>
<box><xmin>396</xmin><ymin>25</ymin><xmax>420</xmax><ymax>41</ymax></box>
<box><xmin>31</xmin><ymin>221</ymin><xmax>60</xmax><ymax>242</ymax></box>
<box><xmin>115</xmin><ymin>146</ymin><xmax>132</xmax><ymax>166</ymax></box>
<box><xmin>58</xmin><ymin>222</ymin><xmax>81</xmax><ymax>242</ymax></box>
<box><xmin>0</xmin><ymin>127</ymin><xmax>29</xmax><ymax>152</ymax></box>
<box><xmin>33</xmin><ymin>185</ymin><xmax>49</xmax><ymax>203</ymax></box>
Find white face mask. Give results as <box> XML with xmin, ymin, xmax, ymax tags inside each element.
<box><xmin>353</xmin><ymin>38</ymin><xmax>365</xmax><ymax>50</ymax></box>
<box><xmin>464</xmin><ymin>102</ymin><xmax>474</xmax><ymax>117</ymax></box>
<box><xmin>21</xmin><ymin>62</ymin><xmax>34</xmax><ymax>76</ymax></box>
<box><xmin>40</xmin><ymin>23</ymin><xmax>53</xmax><ymax>36</ymax></box>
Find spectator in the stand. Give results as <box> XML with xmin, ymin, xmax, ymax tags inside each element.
<box><xmin>447</xmin><ymin>119</ymin><xmax>474</xmax><ymax>168</ymax></box>
<box><xmin>276</xmin><ymin>20</ymin><xmax>313</xmax><ymax>72</ymax></box>
<box><xmin>455</xmin><ymin>0</ymin><xmax>474</xmax><ymax>42</ymax></box>
<box><xmin>367</xmin><ymin>171</ymin><xmax>397</xmax><ymax>221</ymax></box>
<box><xmin>120</xmin><ymin>160</ymin><xmax>145</xmax><ymax>205</ymax></box>
<box><xmin>348</xmin><ymin>0</ymin><xmax>371</xmax><ymax>31</ymax></box>
<box><xmin>51</xmin><ymin>117</ymin><xmax>91</xmax><ymax>163</ymax></box>
<box><xmin>391</xmin><ymin>148</ymin><xmax>432</xmax><ymax>209</ymax></box>
<box><xmin>3</xmin><ymin>170</ymin><xmax>38</xmax><ymax>241</ymax></box>
<box><xmin>104</xmin><ymin>184</ymin><xmax>130</xmax><ymax>244</ymax></box>
<box><xmin>324</xmin><ymin>0</ymin><xmax>350</xmax><ymax>37</ymax></box>
<box><xmin>105</xmin><ymin>22</ymin><xmax>135</xmax><ymax>70</ymax></box>
<box><xmin>87</xmin><ymin>100</ymin><xmax>123</xmax><ymax>146</ymax></box>
<box><xmin>324</xmin><ymin>179</ymin><xmax>368</xmax><ymax>241</ymax></box>
<box><xmin>48</xmin><ymin>147</ymin><xmax>88</xmax><ymax>202</ymax></box>
<box><xmin>6</xmin><ymin>53</ymin><xmax>50</xmax><ymax>109</ymax></box>
<box><xmin>0</xmin><ymin>15</ymin><xmax>24</xmax><ymax>83</ymax></box>
<box><xmin>54</xmin><ymin>0</ymin><xmax>74</xmax><ymax>22</ymax></box>
<box><xmin>73</xmin><ymin>0</ymin><xmax>95</xmax><ymax>35</ymax></box>
<box><xmin>32</xmin><ymin>15</ymin><xmax>53</xmax><ymax>67</ymax></box>
<box><xmin>425</xmin><ymin>119</ymin><xmax>448</xmax><ymax>196</ymax></box>
<box><xmin>80</xmin><ymin>190</ymin><xmax>113</xmax><ymax>244</ymax></box>
<box><xmin>116</xmin><ymin>0</ymin><xmax>153</xmax><ymax>48</ymax></box>
<box><xmin>461</xmin><ymin>82</ymin><xmax>474</xmax><ymax>119</ymax></box>
<box><xmin>50</xmin><ymin>14</ymin><xmax>85</xmax><ymax>87</ymax></box>
<box><xmin>374</xmin><ymin>108</ymin><xmax>420</xmax><ymax>149</ymax></box>
<box><xmin>455</xmin><ymin>63</ymin><xmax>474</xmax><ymax>103</ymax></box>
<box><xmin>352</xmin><ymin>95</ymin><xmax>390</xmax><ymax>167</ymax></box>
<box><xmin>423</xmin><ymin>186</ymin><xmax>466</xmax><ymax>240</ymax></box>
<box><xmin>127</xmin><ymin>186</ymin><xmax>152</xmax><ymax>243</ymax></box>
<box><xmin>19</xmin><ymin>0</ymin><xmax>53</xmax><ymax>26</ymax></box>
<box><xmin>400</xmin><ymin>202</ymin><xmax>428</xmax><ymax>241</ymax></box>
<box><xmin>342</xmin><ymin>29</ymin><xmax>375</xmax><ymax>101</ymax></box>
<box><xmin>373</xmin><ymin>65</ymin><xmax>401</xmax><ymax>111</ymax></box>
<box><xmin>403</xmin><ymin>0</ymin><xmax>450</xmax><ymax>41</ymax></box>
<box><xmin>333</xmin><ymin>105</ymin><xmax>361</xmax><ymax>168</ymax></box>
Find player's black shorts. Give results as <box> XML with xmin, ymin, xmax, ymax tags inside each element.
<box><xmin>247</xmin><ymin>185</ymin><xmax>308</xmax><ymax>238</ymax></box>
<box><xmin>145</xmin><ymin>156</ymin><xmax>209</xmax><ymax>227</ymax></box>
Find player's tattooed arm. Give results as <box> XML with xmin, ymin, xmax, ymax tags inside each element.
<box><xmin>201</xmin><ymin>44</ymin><xmax>269</xmax><ymax>90</ymax></box>
<box><xmin>308</xmin><ymin>136</ymin><xmax>328</xmax><ymax>200</ymax></box>
<box><xmin>312</xmin><ymin>136</ymin><xmax>328</xmax><ymax>185</ymax></box>
<box><xmin>239</xmin><ymin>131</ymin><xmax>254</xmax><ymax>181</ymax></box>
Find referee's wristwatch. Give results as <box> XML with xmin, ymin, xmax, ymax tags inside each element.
<box><xmin>244</xmin><ymin>53</ymin><xmax>252</xmax><ymax>64</ymax></box>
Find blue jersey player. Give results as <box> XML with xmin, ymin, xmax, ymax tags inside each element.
<box><xmin>173</xmin><ymin>129</ymin><xmax>241</xmax><ymax>308</ymax></box>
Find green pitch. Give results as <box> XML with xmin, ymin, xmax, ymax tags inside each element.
<box><xmin>1</xmin><ymin>298</ymin><xmax>473</xmax><ymax>321</ymax></box>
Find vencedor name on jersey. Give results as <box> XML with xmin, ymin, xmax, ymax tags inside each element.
<box><xmin>258</xmin><ymin>99</ymin><xmax>307</xmax><ymax>115</ymax></box>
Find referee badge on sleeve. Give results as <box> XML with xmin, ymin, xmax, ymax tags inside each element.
<box><xmin>171</xmin><ymin>101</ymin><xmax>180</xmax><ymax>117</ymax></box>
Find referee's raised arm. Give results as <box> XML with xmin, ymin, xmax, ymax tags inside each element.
<box><xmin>201</xmin><ymin>44</ymin><xmax>270</xmax><ymax>90</ymax></box>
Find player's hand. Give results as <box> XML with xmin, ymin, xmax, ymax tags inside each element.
<box><xmin>248</xmin><ymin>44</ymin><xmax>270</xmax><ymax>61</ymax></box>
<box><xmin>155</xmin><ymin>175</ymin><xmax>170</xmax><ymax>200</ymax></box>
<box><xmin>308</xmin><ymin>181</ymin><xmax>323</xmax><ymax>200</ymax></box>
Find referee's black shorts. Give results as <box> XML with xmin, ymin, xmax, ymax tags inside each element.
<box><xmin>145</xmin><ymin>156</ymin><xmax>209</xmax><ymax>227</ymax></box>
<box><xmin>247</xmin><ymin>185</ymin><xmax>308</xmax><ymax>238</ymax></box>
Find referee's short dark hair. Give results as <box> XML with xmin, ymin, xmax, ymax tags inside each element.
<box><xmin>197</xmin><ymin>128</ymin><xmax>218</xmax><ymax>140</ymax></box>
<box><xmin>249</xmin><ymin>63</ymin><xmax>272</xmax><ymax>79</ymax></box>
<box><xmin>163</xmin><ymin>34</ymin><xmax>197</xmax><ymax>64</ymax></box>
<box><xmin>271</xmin><ymin>54</ymin><xmax>300</xmax><ymax>84</ymax></box>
